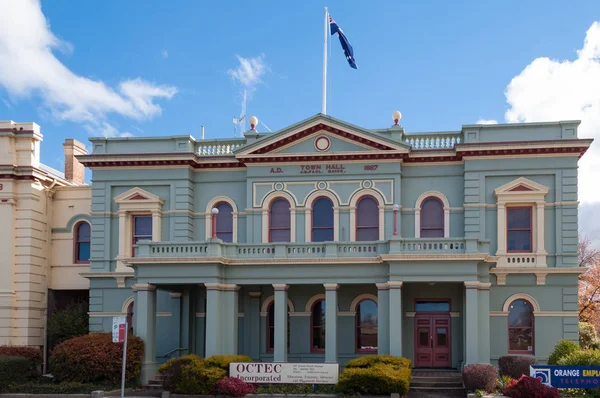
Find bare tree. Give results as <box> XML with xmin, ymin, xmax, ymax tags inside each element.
<box><xmin>579</xmin><ymin>234</ymin><xmax>600</xmax><ymax>267</ymax></box>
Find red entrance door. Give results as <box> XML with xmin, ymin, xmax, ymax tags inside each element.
<box><xmin>414</xmin><ymin>314</ymin><xmax>451</xmax><ymax>368</ymax></box>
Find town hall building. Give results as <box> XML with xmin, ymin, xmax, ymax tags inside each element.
<box><xmin>75</xmin><ymin>113</ymin><xmax>591</xmax><ymax>384</ymax></box>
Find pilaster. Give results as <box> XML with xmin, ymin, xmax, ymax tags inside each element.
<box><xmin>324</xmin><ymin>284</ymin><xmax>338</xmax><ymax>362</ymax></box>
<box><xmin>478</xmin><ymin>282</ymin><xmax>491</xmax><ymax>363</ymax></box>
<box><xmin>388</xmin><ymin>281</ymin><xmax>403</xmax><ymax>356</ymax></box>
<box><xmin>273</xmin><ymin>284</ymin><xmax>289</xmax><ymax>362</ymax></box>
<box><xmin>376</xmin><ymin>283</ymin><xmax>390</xmax><ymax>355</ymax></box>
<box><xmin>464</xmin><ymin>281</ymin><xmax>479</xmax><ymax>364</ymax></box>
<box><xmin>247</xmin><ymin>291</ymin><xmax>262</xmax><ymax>360</ymax></box>
<box><xmin>204</xmin><ymin>283</ymin><xmax>221</xmax><ymax>356</ymax></box>
<box><xmin>134</xmin><ymin>284</ymin><xmax>157</xmax><ymax>385</ymax></box>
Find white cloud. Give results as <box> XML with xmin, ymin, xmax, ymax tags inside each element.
<box><xmin>0</xmin><ymin>0</ymin><xmax>176</xmax><ymax>127</ymax></box>
<box><xmin>502</xmin><ymin>21</ymin><xmax>600</xmax><ymax>247</ymax></box>
<box><xmin>161</xmin><ymin>49</ymin><xmax>168</xmax><ymax>58</ymax></box>
<box><xmin>84</xmin><ymin>122</ymin><xmax>133</xmax><ymax>138</ymax></box>
<box><xmin>227</xmin><ymin>54</ymin><xmax>268</xmax><ymax>89</ymax></box>
<box><xmin>476</xmin><ymin>119</ymin><xmax>498</xmax><ymax>125</ymax></box>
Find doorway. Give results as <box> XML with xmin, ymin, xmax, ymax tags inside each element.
<box><xmin>414</xmin><ymin>310</ymin><xmax>451</xmax><ymax>368</ymax></box>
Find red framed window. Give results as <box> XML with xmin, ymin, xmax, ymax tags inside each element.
<box><xmin>356</xmin><ymin>196</ymin><xmax>379</xmax><ymax>241</ymax></box>
<box><xmin>312</xmin><ymin>197</ymin><xmax>334</xmax><ymax>242</ymax></box>
<box><xmin>132</xmin><ymin>215</ymin><xmax>152</xmax><ymax>256</ymax></box>
<box><xmin>311</xmin><ymin>299</ymin><xmax>326</xmax><ymax>351</ymax></box>
<box><xmin>421</xmin><ymin>197</ymin><xmax>444</xmax><ymax>237</ymax></box>
<box><xmin>215</xmin><ymin>202</ymin><xmax>234</xmax><ymax>242</ymax></box>
<box><xmin>74</xmin><ymin>221</ymin><xmax>91</xmax><ymax>263</ymax></box>
<box><xmin>266</xmin><ymin>302</ymin><xmax>290</xmax><ymax>352</ymax></box>
<box><xmin>269</xmin><ymin>199</ymin><xmax>291</xmax><ymax>242</ymax></box>
<box><xmin>356</xmin><ymin>299</ymin><xmax>378</xmax><ymax>352</ymax></box>
<box><xmin>508</xmin><ymin>299</ymin><xmax>534</xmax><ymax>354</ymax></box>
<box><xmin>507</xmin><ymin>207</ymin><xmax>532</xmax><ymax>252</ymax></box>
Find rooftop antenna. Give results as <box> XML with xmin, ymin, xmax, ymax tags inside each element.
<box><xmin>201</xmin><ymin>125</ymin><xmax>205</xmax><ymax>140</ymax></box>
<box><xmin>232</xmin><ymin>89</ymin><xmax>247</xmax><ymax>137</ymax></box>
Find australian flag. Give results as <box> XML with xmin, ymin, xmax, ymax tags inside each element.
<box><xmin>329</xmin><ymin>15</ymin><xmax>357</xmax><ymax>69</ymax></box>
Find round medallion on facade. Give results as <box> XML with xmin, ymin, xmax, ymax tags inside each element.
<box><xmin>274</xmin><ymin>182</ymin><xmax>284</xmax><ymax>191</ymax></box>
<box><xmin>362</xmin><ymin>180</ymin><xmax>373</xmax><ymax>189</ymax></box>
<box><xmin>316</xmin><ymin>181</ymin><xmax>328</xmax><ymax>190</ymax></box>
<box><xmin>314</xmin><ymin>135</ymin><xmax>331</xmax><ymax>152</ymax></box>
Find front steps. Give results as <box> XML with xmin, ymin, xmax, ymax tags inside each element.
<box><xmin>408</xmin><ymin>370</ymin><xmax>466</xmax><ymax>397</ymax></box>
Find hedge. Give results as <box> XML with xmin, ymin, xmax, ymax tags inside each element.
<box><xmin>3</xmin><ymin>382</ymin><xmax>107</xmax><ymax>394</ymax></box>
<box><xmin>557</xmin><ymin>349</ymin><xmax>600</xmax><ymax>366</ymax></box>
<box><xmin>462</xmin><ymin>364</ymin><xmax>497</xmax><ymax>393</ymax></box>
<box><xmin>0</xmin><ymin>345</ymin><xmax>42</xmax><ymax>367</ymax></box>
<box><xmin>49</xmin><ymin>333</ymin><xmax>144</xmax><ymax>384</ymax></box>
<box><xmin>158</xmin><ymin>355</ymin><xmax>226</xmax><ymax>394</ymax></box>
<box><xmin>0</xmin><ymin>356</ymin><xmax>36</xmax><ymax>392</ymax></box>
<box><xmin>548</xmin><ymin>339</ymin><xmax>581</xmax><ymax>365</ymax></box>
<box><xmin>203</xmin><ymin>355</ymin><xmax>253</xmax><ymax>372</ymax></box>
<box><xmin>498</xmin><ymin>355</ymin><xmax>538</xmax><ymax>379</ymax></box>
<box><xmin>337</xmin><ymin>364</ymin><xmax>411</xmax><ymax>396</ymax></box>
<box><xmin>344</xmin><ymin>355</ymin><xmax>411</xmax><ymax>370</ymax></box>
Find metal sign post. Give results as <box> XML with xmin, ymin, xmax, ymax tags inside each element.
<box><xmin>120</xmin><ymin>319</ymin><xmax>128</xmax><ymax>398</ymax></box>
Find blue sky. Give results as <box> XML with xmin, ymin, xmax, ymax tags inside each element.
<box><xmin>1</xmin><ymin>0</ymin><xmax>599</xmax><ymax>244</ymax></box>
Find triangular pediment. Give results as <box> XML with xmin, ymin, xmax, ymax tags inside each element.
<box><xmin>114</xmin><ymin>187</ymin><xmax>165</xmax><ymax>204</ymax></box>
<box><xmin>236</xmin><ymin>114</ymin><xmax>409</xmax><ymax>159</ymax></box>
<box><xmin>494</xmin><ymin>177</ymin><xmax>549</xmax><ymax>196</ymax></box>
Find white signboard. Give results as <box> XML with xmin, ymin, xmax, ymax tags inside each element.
<box><xmin>230</xmin><ymin>362</ymin><xmax>339</xmax><ymax>384</ymax></box>
<box><xmin>112</xmin><ymin>316</ymin><xmax>126</xmax><ymax>343</ymax></box>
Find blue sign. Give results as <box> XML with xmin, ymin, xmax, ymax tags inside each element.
<box><xmin>530</xmin><ymin>365</ymin><xmax>600</xmax><ymax>388</ymax></box>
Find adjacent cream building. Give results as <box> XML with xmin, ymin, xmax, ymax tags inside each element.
<box><xmin>0</xmin><ymin>121</ymin><xmax>91</xmax><ymax>366</ymax></box>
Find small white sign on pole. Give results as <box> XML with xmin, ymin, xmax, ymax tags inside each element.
<box><xmin>112</xmin><ymin>316</ymin><xmax>126</xmax><ymax>343</ymax></box>
<box><xmin>230</xmin><ymin>362</ymin><xmax>339</xmax><ymax>384</ymax></box>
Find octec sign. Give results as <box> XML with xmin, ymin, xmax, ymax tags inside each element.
<box><xmin>230</xmin><ymin>362</ymin><xmax>339</xmax><ymax>384</ymax></box>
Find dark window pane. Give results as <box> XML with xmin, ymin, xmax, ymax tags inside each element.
<box><xmin>358</xmin><ymin>327</ymin><xmax>378</xmax><ymax>350</ymax></box>
<box><xmin>270</xmin><ymin>199</ymin><xmax>290</xmax><ymax>243</ymax></box>
<box><xmin>358</xmin><ymin>300</ymin><xmax>378</xmax><ymax>327</ymax></box>
<box><xmin>437</xmin><ymin>328</ymin><xmax>447</xmax><ymax>346</ymax></box>
<box><xmin>78</xmin><ymin>242</ymin><xmax>90</xmax><ymax>262</ymax></box>
<box><xmin>357</xmin><ymin>227</ymin><xmax>378</xmax><ymax>241</ymax></box>
<box><xmin>313</xmin><ymin>228</ymin><xmax>334</xmax><ymax>242</ymax></box>
<box><xmin>419</xmin><ymin>328</ymin><xmax>429</xmax><ymax>346</ymax></box>
<box><xmin>509</xmin><ymin>328</ymin><xmax>533</xmax><ymax>352</ymax></box>
<box><xmin>312</xmin><ymin>327</ymin><xmax>325</xmax><ymax>349</ymax></box>
<box><xmin>217</xmin><ymin>232</ymin><xmax>233</xmax><ymax>243</ymax></box>
<box><xmin>416</xmin><ymin>302</ymin><xmax>450</xmax><ymax>312</ymax></box>
<box><xmin>357</xmin><ymin>197</ymin><xmax>378</xmax><ymax>227</ymax></box>
<box><xmin>508</xmin><ymin>208</ymin><xmax>531</xmax><ymax>229</ymax></box>
<box><xmin>270</xmin><ymin>229</ymin><xmax>290</xmax><ymax>243</ymax></box>
<box><xmin>509</xmin><ymin>300</ymin><xmax>533</xmax><ymax>327</ymax></box>
<box><xmin>216</xmin><ymin>203</ymin><xmax>233</xmax><ymax>242</ymax></box>
<box><xmin>134</xmin><ymin>216</ymin><xmax>152</xmax><ymax>236</ymax></box>
<box><xmin>268</xmin><ymin>303</ymin><xmax>274</xmax><ymax>324</ymax></box>
<box><xmin>508</xmin><ymin>231</ymin><xmax>531</xmax><ymax>251</ymax></box>
<box><xmin>77</xmin><ymin>223</ymin><xmax>90</xmax><ymax>240</ymax></box>
<box><xmin>268</xmin><ymin>327</ymin><xmax>275</xmax><ymax>350</ymax></box>
<box><xmin>313</xmin><ymin>198</ymin><xmax>333</xmax><ymax>228</ymax></box>
<box><xmin>420</xmin><ymin>228</ymin><xmax>444</xmax><ymax>238</ymax></box>
<box><xmin>421</xmin><ymin>198</ymin><xmax>444</xmax><ymax>229</ymax></box>
<box><xmin>312</xmin><ymin>300</ymin><xmax>325</xmax><ymax>327</ymax></box>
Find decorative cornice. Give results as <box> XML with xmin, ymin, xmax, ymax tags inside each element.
<box><xmin>272</xmin><ymin>284</ymin><xmax>289</xmax><ymax>291</ymax></box>
<box><xmin>490</xmin><ymin>266</ymin><xmax>585</xmax><ymax>286</ymax></box>
<box><xmin>388</xmin><ymin>281</ymin><xmax>403</xmax><ymax>289</ymax></box>
<box><xmin>324</xmin><ymin>283</ymin><xmax>339</xmax><ymax>291</ymax></box>
<box><xmin>376</xmin><ymin>283</ymin><xmax>389</xmax><ymax>291</ymax></box>
<box><xmin>132</xmin><ymin>283</ymin><xmax>156</xmax><ymax>292</ymax></box>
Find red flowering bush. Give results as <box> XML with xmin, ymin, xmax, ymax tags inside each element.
<box><xmin>498</xmin><ymin>355</ymin><xmax>538</xmax><ymax>379</ymax></box>
<box><xmin>215</xmin><ymin>377</ymin><xmax>256</xmax><ymax>397</ymax></box>
<box><xmin>462</xmin><ymin>363</ymin><xmax>497</xmax><ymax>392</ymax></box>
<box><xmin>504</xmin><ymin>375</ymin><xmax>559</xmax><ymax>398</ymax></box>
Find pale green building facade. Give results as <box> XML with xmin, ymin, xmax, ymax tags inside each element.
<box><xmin>76</xmin><ymin>114</ymin><xmax>592</xmax><ymax>384</ymax></box>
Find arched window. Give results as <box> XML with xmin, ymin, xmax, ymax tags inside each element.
<box><xmin>74</xmin><ymin>221</ymin><xmax>91</xmax><ymax>263</ymax></box>
<box><xmin>420</xmin><ymin>197</ymin><xmax>444</xmax><ymax>237</ymax></box>
<box><xmin>312</xmin><ymin>197</ymin><xmax>334</xmax><ymax>242</ymax></box>
<box><xmin>356</xmin><ymin>299</ymin><xmax>378</xmax><ymax>352</ymax></box>
<box><xmin>356</xmin><ymin>196</ymin><xmax>379</xmax><ymax>241</ymax></box>
<box><xmin>266</xmin><ymin>302</ymin><xmax>290</xmax><ymax>352</ymax></box>
<box><xmin>126</xmin><ymin>301</ymin><xmax>134</xmax><ymax>335</ymax></box>
<box><xmin>215</xmin><ymin>202</ymin><xmax>234</xmax><ymax>242</ymax></box>
<box><xmin>269</xmin><ymin>198</ymin><xmax>291</xmax><ymax>242</ymax></box>
<box><xmin>311</xmin><ymin>299</ymin><xmax>326</xmax><ymax>351</ymax></box>
<box><xmin>508</xmin><ymin>299</ymin><xmax>534</xmax><ymax>354</ymax></box>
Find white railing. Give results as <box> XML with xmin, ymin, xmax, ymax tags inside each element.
<box><xmin>196</xmin><ymin>139</ymin><xmax>245</xmax><ymax>156</ymax></box>
<box><xmin>403</xmin><ymin>134</ymin><xmax>462</xmax><ymax>149</ymax></box>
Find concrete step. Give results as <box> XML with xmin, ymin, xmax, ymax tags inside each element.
<box><xmin>411</xmin><ymin>381</ymin><xmax>463</xmax><ymax>388</ymax></box>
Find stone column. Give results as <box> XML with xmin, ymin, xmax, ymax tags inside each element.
<box><xmin>135</xmin><ymin>284</ymin><xmax>157</xmax><ymax>385</ymax></box>
<box><xmin>464</xmin><ymin>281</ymin><xmax>480</xmax><ymax>364</ymax></box>
<box><xmin>376</xmin><ymin>283</ymin><xmax>390</xmax><ymax>355</ymax></box>
<box><xmin>247</xmin><ymin>292</ymin><xmax>262</xmax><ymax>360</ymax></box>
<box><xmin>273</xmin><ymin>284</ymin><xmax>289</xmax><ymax>362</ymax></box>
<box><xmin>478</xmin><ymin>283</ymin><xmax>491</xmax><ymax>363</ymax></box>
<box><xmin>388</xmin><ymin>281</ymin><xmax>403</xmax><ymax>356</ymax></box>
<box><xmin>324</xmin><ymin>284</ymin><xmax>338</xmax><ymax>363</ymax></box>
<box><xmin>221</xmin><ymin>284</ymin><xmax>240</xmax><ymax>355</ymax></box>
<box><xmin>169</xmin><ymin>292</ymin><xmax>182</xmax><ymax>351</ymax></box>
<box><xmin>204</xmin><ymin>283</ymin><xmax>221</xmax><ymax>356</ymax></box>
<box><xmin>179</xmin><ymin>289</ymin><xmax>191</xmax><ymax>353</ymax></box>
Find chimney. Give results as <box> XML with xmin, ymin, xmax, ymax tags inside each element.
<box><xmin>63</xmin><ymin>139</ymin><xmax>87</xmax><ymax>184</ymax></box>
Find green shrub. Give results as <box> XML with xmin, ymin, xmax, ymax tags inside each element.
<box><xmin>158</xmin><ymin>354</ymin><xmax>227</xmax><ymax>394</ymax></box>
<box><xmin>498</xmin><ymin>355</ymin><xmax>538</xmax><ymax>379</ymax></box>
<box><xmin>344</xmin><ymin>355</ymin><xmax>412</xmax><ymax>369</ymax></box>
<box><xmin>462</xmin><ymin>364</ymin><xmax>497</xmax><ymax>393</ymax></box>
<box><xmin>337</xmin><ymin>364</ymin><xmax>411</xmax><ymax>395</ymax></box>
<box><xmin>47</xmin><ymin>302</ymin><xmax>89</xmax><ymax>345</ymax></box>
<box><xmin>0</xmin><ymin>356</ymin><xmax>36</xmax><ymax>390</ymax></box>
<box><xmin>0</xmin><ymin>346</ymin><xmax>42</xmax><ymax>367</ymax></box>
<box><xmin>4</xmin><ymin>381</ymin><xmax>106</xmax><ymax>394</ymax></box>
<box><xmin>557</xmin><ymin>349</ymin><xmax>600</xmax><ymax>366</ymax></box>
<box><xmin>548</xmin><ymin>339</ymin><xmax>581</xmax><ymax>365</ymax></box>
<box><xmin>580</xmin><ymin>322</ymin><xmax>599</xmax><ymax>349</ymax></box>
<box><xmin>203</xmin><ymin>355</ymin><xmax>253</xmax><ymax>372</ymax></box>
<box><xmin>49</xmin><ymin>332</ymin><xmax>144</xmax><ymax>384</ymax></box>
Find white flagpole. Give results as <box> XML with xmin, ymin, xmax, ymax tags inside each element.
<box><xmin>322</xmin><ymin>6</ymin><xmax>328</xmax><ymax>115</ymax></box>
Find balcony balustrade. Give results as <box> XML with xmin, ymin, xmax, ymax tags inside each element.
<box><xmin>133</xmin><ymin>237</ymin><xmax>488</xmax><ymax>261</ymax></box>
